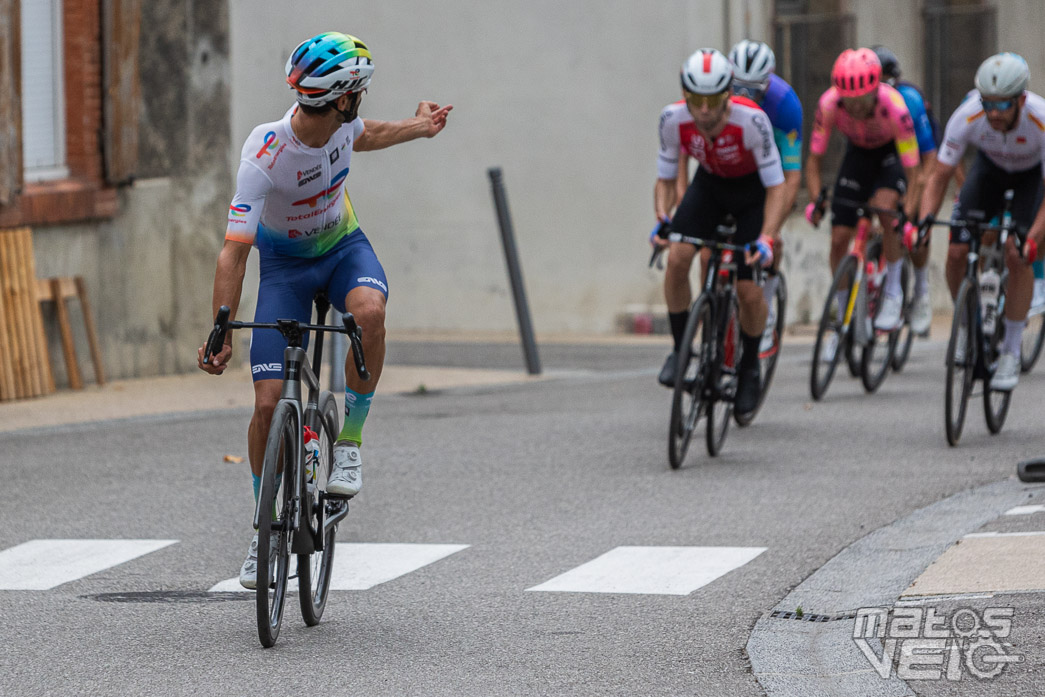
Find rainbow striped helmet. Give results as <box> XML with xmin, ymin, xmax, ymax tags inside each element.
<box><xmin>285</xmin><ymin>32</ymin><xmax>374</xmax><ymax>106</ymax></box>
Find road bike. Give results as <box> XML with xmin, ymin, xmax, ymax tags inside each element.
<box><xmin>810</xmin><ymin>195</ymin><xmax>909</xmax><ymax>400</ymax></box>
<box><xmin>1020</xmin><ymin>292</ymin><xmax>1045</xmax><ymax>372</ymax></box>
<box><xmin>204</xmin><ymin>292</ymin><xmax>368</xmax><ymax>647</ymax></box>
<box><xmin>922</xmin><ymin>190</ymin><xmax>1026</xmax><ymax>446</ymax></box>
<box><xmin>663</xmin><ymin>219</ymin><xmax>772</xmax><ymax>468</ymax></box>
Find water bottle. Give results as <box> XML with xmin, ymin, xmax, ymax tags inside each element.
<box><xmin>980</xmin><ymin>268</ymin><xmax>1000</xmax><ymax>337</ymax></box>
<box><xmin>303</xmin><ymin>426</ymin><xmax>320</xmax><ymax>485</ymax></box>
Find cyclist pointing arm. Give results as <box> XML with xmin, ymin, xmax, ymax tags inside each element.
<box><xmin>197</xmin><ymin>31</ymin><xmax>452</xmax><ymax>589</ymax></box>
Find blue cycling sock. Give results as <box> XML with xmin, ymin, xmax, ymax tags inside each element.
<box><xmin>1034</xmin><ymin>259</ymin><xmax>1044</xmax><ymax>280</ymax></box>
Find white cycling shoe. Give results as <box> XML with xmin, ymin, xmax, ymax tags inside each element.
<box><xmin>990</xmin><ymin>353</ymin><xmax>1020</xmax><ymax>392</ymax></box>
<box><xmin>910</xmin><ymin>294</ymin><xmax>932</xmax><ymax>336</ymax></box>
<box><xmin>327</xmin><ymin>442</ymin><xmax>362</xmax><ymax>497</ymax></box>
<box><xmin>874</xmin><ymin>293</ymin><xmax>904</xmax><ymax>332</ymax></box>
<box><xmin>239</xmin><ymin>532</ymin><xmax>279</xmax><ymax>590</ymax></box>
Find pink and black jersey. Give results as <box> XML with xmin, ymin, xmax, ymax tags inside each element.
<box><xmin>810</xmin><ymin>84</ymin><xmax>920</xmax><ymax>168</ymax></box>
<box><xmin>657</xmin><ymin>96</ymin><xmax>784</xmax><ymax>187</ymax></box>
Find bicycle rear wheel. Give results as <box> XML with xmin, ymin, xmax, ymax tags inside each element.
<box><xmin>736</xmin><ymin>273</ymin><xmax>786</xmax><ymax>427</ymax></box>
<box><xmin>945</xmin><ymin>281</ymin><xmax>977</xmax><ymax>446</ymax></box>
<box><xmin>669</xmin><ymin>296</ymin><xmax>711</xmax><ymax>469</ymax></box>
<box><xmin>861</xmin><ymin>266</ymin><xmax>901</xmax><ymax>393</ymax></box>
<box><xmin>1021</xmin><ymin>305</ymin><xmax>1045</xmax><ymax>373</ymax></box>
<box><xmin>891</xmin><ymin>256</ymin><xmax>915</xmax><ymax>371</ymax></box>
<box><xmin>984</xmin><ymin>297</ymin><xmax>1012</xmax><ymax>434</ymax></box>
<box><xmin>707</xmin><ymin>295</ymin><xmax>738</xmax><ymax>455</ymax></box>
<box><xmin>299</xmin><ymin>391</ymin><xmax>340</xmax><ymax>626</ymax></box>
<box><xmin>811</xmin><ymin>255</ymin><xmax>857</xmax><ymax>400</ymax></box>
<box><xmin>257</xmin><ymin>401</ymin><xmax>297</xmax><ymax>648</ymax></box>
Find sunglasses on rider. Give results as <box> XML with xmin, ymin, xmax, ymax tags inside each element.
<box><xmin>981</xmin><ymin>97</ymin><xmax>1015</xmax><ymax>112</ymax></box>
<box><xmin>732</xmin><ymin>80</ymin><xmax>768</xmax><ymax>101</ymax></box>
<box><xmin>684</xmin><ymin>90</ymin><xmax>730</xmax><ymax>110</ymax></box>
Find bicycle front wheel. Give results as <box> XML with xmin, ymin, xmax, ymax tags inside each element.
<box><xmin>706</xmin><ymin>295</ymin><xmax>738</xmax><ymax>455</ymax></box>
<box><xmin>299</xmin><ymin>391</ymin><xmax>340</xmax><ymax>626</ymax></box>
<box><xmin>257</xmin><ymin>401</ymin><xmax>297</xmax><ymax>647</ymax></box>
<box><xmin>945</xmin><ymin>281</ymin><xmax>977</xmax><ymax>446</ymax></box>
<box><xmin>984</xmin><ymin>300</ymin><xmax>1012</xmax><ymax>435</ymax></box>
<box><xmin>736</xmin><ymin>273</ymin><xmax>786</xmax><ymax>427</ymax></box>
<box><xmin>811</xmin><ymin>256</ymin><xmax>858</xmax><ymax>400</ymax></box>
<box><xmin>1021</xmin><ymin>305</ymin><xmax>1045</xmax><ymax>373</ymax></box>
<box><xmin>669</xmin><ymin>296</ymin><xmax>712</xmax><ymax>469</ymax></box>
<box><xmin>861</xmin><ymin>268</ymin><xmax>901</xmax><ymax>393</ymax></box>
<box><xmin>891</xmin><ymin>256</ymin><xmax>915</xmax><ymax>372</ymax></box>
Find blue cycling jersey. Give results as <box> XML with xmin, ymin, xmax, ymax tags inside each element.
<box><xmin>895</xmin><ymin>82</ymin><xmax>937</xmax><ymax>155</ymax></box>
<box><xmin>759</xmin><ymin>74</ymin><xmax>804</xmax><ymax>172</ymax></box>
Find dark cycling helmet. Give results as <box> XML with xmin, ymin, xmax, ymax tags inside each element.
<box><xmin>871</xmin><ymin>45</ymin><xmax>901</xmax><ymax>81</ymax></box>
<box><xmin>286</xmin><ymin>32</ymin><xmax>374</xmax><ymax>107</ymax></box>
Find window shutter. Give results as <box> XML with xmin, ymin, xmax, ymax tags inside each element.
<box><xmin>0</xmin><ymin>0</ymin><xmax>22</xmax><ymax>204</ymax></box>
<box><xmin>102</xmin><ymin>0</ymin><xmax>141</xmax><ymax>186</ymax></box>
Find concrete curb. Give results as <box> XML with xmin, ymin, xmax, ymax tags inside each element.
<box><xmin>746</xmin><ymin>476</ymin><xmax>1045</xmax><ymax>697</ymax></box>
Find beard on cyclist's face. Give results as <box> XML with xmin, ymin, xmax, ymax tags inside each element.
<box><xmin>336</xmin><ymin>90</ymin><xmax>364</xmax><ymax>123</ymax></box>
<box><xmin>685</xmin><ymin>90</ymin><xmax>731</xmax><ymax>134</ymax></box>
<box><xmin>841</xmin><ymin>92</ymin><xmax>876</xmax><ymax>119</ymax></box>
<box><xmin>982</xmin><ymin>93</ymin><xmax>1024</xmax><ymax>132</ymax></box>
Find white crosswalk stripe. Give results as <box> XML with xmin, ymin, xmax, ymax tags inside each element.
<box><xmin>526</xmin><ymin>546</ymin><xmax>767</xmax><ymax>595</ymax></box>
<box><xmin>0</xmin><ymin>539</ymin><xmax>178</xmax><ymax>590</ymax></box>
<box><xmin>208</xmin><ymin>542</ymin><xmax>469</xmax><ymax>592</ymax></box>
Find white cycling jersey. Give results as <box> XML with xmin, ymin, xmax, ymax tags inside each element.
<box><xmin>225</xmin><ymin>105</ymin><xmax>365</xmax><ymax>258</ymax></box>
<box><xmin>938</xmin><ymin>91</ymin><xmax>1045</xmax><ymax>173</ymax></box>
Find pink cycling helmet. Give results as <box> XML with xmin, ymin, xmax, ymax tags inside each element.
<box><xmin>831</xmin><ymin>48</ymin><xmax>881</xmax><ymax>97</ymax></box>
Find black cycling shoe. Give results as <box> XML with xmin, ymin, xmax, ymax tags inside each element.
<box><xmin>658</xmin><ymin>351</ymin><xmax>678</xmax><ymax>387</ymax></box>
<box><xmin>734</xmin><ymin>362</ymin><xmax>762</xmax><ymax>416</ymax></box>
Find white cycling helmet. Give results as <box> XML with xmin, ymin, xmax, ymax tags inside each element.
<box><xmin>729</xmin><ymin>40</ymin><xmax>775</xmax><ymax>84</ymax></box>
<box><xmin>974</xmin><ymin>52</ymin><xmax>1029</xmax><ymax>98</ymax></box>
<box><xmin>286</xmin><ymin>32</ymin><xmax>374</xmax><ymax>107</ymax></box>
<box><xmin>681</xmin><ymin>48</ymin><xmax>733</xmax><ymax>95</ymax></box>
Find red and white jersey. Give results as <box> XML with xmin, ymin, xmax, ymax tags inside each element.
<box><xmin>938</xmin><ymin>91</ymin><xmax>1045</xmax><ymax>173</ymax></box>
<box><xmin>657</xmin><ymin>96</ymin><xmax>784</xmax><ymax>187</ymax></box>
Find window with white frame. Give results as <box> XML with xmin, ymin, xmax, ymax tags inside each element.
<box><xmin>21</xmin><ymin>0</ymin><xmax>68</xmax><ymax>182</ymax></box>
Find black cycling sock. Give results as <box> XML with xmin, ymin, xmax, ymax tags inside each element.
<box><xmin>669</xmin><ymin>311</ymin><xmax>689</xmax><ymax>352</ymax></box>
<box><xmin>741</xmin><ymin>331</ymin><xmax>761</xmax><ymax>367</ymax></box>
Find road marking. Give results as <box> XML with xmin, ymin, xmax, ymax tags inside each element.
<box><xmin>965</xmin><ymin>530</ymin><xmax>1045</xmax><ymax>538</ymax></box>
<box><xmin>1003</xmin><ymin>505</ymin><xmax>1045</xmax><ymax>516</ymax></box>
<box><xmin>209</xmin><ymin>542</ymin><xmax>469</xmax><ymax>592</ymax></box>
<box><xmin>0</xmin><ymin>539</ymin><xmax>178</xmax><ymax>590</ymax></box>
<box><xmin>525</xmin><ymin>546</ymin><xmax>767</xmax><ymax>595</ymax></box>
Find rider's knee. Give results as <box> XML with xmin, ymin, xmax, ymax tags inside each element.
<box><xmin>349</xmin><ymin>295</ymin><xmax>387</xmax><ymax>337</ymax></box>
<box><xmin>253</xmin><ymin>385</ymin><xmax>280</xmax><ymax>423</ymax></box>
<box><xmin>946</xmin><ymin>244</ymin><xmax>967</xmax><ymax>267</ymax></box>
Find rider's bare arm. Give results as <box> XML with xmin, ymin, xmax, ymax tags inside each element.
<box><xmin>198</xmin><ymin>238</ymin><xmax>252</xmax><ymax>374</ymax></box>
<box><xmin>918</xmin><ymin>158</ymin><xmax>958</xmax><ymax>222</ymax></box>
<box><xmin>355</xmin><ymin>101</ymin><xmax>453</xmax><ymax>151</ymax></box>
<box><xmin>761</xmin><ymin>182</ymin><xmax>789</xmax><ymax>240</ymax></box>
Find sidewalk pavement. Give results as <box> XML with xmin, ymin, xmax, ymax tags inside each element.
<box><xmin>0</xmin><ymin>315</ymin><xmax>954</xmax><ymax>435</ymax></box>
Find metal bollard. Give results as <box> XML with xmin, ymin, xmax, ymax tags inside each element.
<box><xmin>488</xmin><ymin>167</ymin><xmax>541</xmax><ymax>375</ymax></box>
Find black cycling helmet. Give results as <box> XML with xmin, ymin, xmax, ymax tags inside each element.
<box><xmin>871</xmin><ymin>45</ymin><xmax>901</xmax><ymax>81</ymax></box>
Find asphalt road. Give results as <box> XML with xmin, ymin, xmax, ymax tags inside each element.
<box><xmin>1</xmin><ymin>334</ymin><xmax>1043</xmax><ymax>696</ymax></box>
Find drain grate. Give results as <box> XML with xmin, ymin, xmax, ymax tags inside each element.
<box><xmin>769</xmin><ymin>610</ymin><xmax>858</xmax><ymax>623</ymax></box>
<box><xmin>84</xmin><ymin>591</ymin><xmax>251</xmax><ymax>603</ymax></box>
